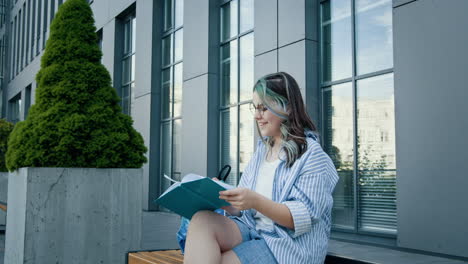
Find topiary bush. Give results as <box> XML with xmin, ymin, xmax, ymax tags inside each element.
<box><xmin>0</xmin><ymin>119</ymin><xmax>14</xmax><ymax>172</ymax></box>
<box><xmin>5</xmin><ymin>0</ymin><xmax>147</xmax><ymax>171</ymax></box>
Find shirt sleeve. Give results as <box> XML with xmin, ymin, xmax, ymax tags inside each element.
<box><xmin>281</xmin><ymin>170</ymin><xmax>337</xmax><ymax>238</ymax></box>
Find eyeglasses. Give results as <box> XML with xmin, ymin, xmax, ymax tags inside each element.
<box><xmin>249</xmin><ymin>103</ymin><xmax>268</xmax><ymax>116</ymax></box>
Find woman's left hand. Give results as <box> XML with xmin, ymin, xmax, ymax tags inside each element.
<box><xmin>219</xmin><ymin>188</ymin><xmax>260</xmax><ymax>210</ymax></box>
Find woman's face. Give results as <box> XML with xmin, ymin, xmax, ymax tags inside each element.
<box><xmin>252</xmin><ymin>92</ymin><xmax>284</xmax><ymax>138</ymax></box>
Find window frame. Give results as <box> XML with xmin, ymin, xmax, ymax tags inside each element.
<box><xmin>319</xmin><ymin>0</ymin><xmax>396</xmax><ymax>237</ymax></box>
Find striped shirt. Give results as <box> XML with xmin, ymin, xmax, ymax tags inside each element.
<box><xmin>232</xmin><ymin>130</ymin><xmax>339</xmax><ymax>264</ymax></box>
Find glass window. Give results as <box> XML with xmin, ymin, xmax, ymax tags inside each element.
<box><xmin>220</xmin><ymin>0</ymin><xmax>254</xmax><ymax>185</ymax></box>
<box><xmin>357</xmin><ymin>73</ymin><xmax>396</xmax><ymax>233</ymax></box>
<box><xmin>163</xmin><ymin>0</ymin><xmax>173</xmax><ymax>31</ymax></box>
<box><xmin>161</xmin><ymin>121</ymin><xmax>173</xmax><ymax>192</ymax></box>
<box><xmin>321</xmin><ymin>0</ymin><xmax>352</xmax><ymax>83</ymax></box>
<box><xmin>221</xmin><ymin>108</ymin><xmax>238</xmax><ymax>186</ymax></box>
<box><xmin>173</xmin><ymin>119</ymin><xmax>182</xmax><ymax>182</ymax></box>
<box><xmin>355</xmin><ymin>0</ymin><xmax>393</xmax><ymax>75</ymax></box>
<box><xmin>121</xmin><ymin>14</ymin><xmax>136</xmax><ymax>115</ymax></box>
<box><xmin>9</xmin><ymin>94</ymin><xmax>21</xmax><ymax>124</ymax></box>
<box><xmin>323</xmin><ymin>82</ymin><xmax>355</xmax><ymax>230</ymax></box>
<box><xmin>221</xmin><ymin>0</ymin><xmax>238</xmax><ymax>42</ymax></box>
<box><xmin>11</xmin><ymin>18</ymin><xmax>15</xmax><ymax>80</ymax></box>
<box><xmin>239</xmin><ymin>0</ymin><xmax>253</xmax><ymax>33</ymax></box>
<box><xmin>220</xmin><ymin>40</ymin><xmax>238</xmax><ymax>106</ymax></box>
<box><xmin>25</xmin><ymin>85</ymin><xmax>31</xmax><ymax>118</ymax></box>
<box><xmin>15</xmin><ymin>12</ymin><xmax>20</xmax><ymax>75</ymax></box>
<box><xmin>37</xmin><ymin>0</ymin><xmax>42</xmax><ymax>55</ymax></box>
<box><xmin>162</xmin><ymin>35</ymin><xmax>172</xmax><ymax>67</ymax></box>
<box><xmin>161</xmin><ymin>67</ymin><xmax>173</xmax><ymax>119</ymax></box>
<box><xmin>174</xmin><ymin>28</ymin><xmax>183</xmax><ymax>63</ymax></box>
<box><xmin>239</xmin><ymin>104</ymin><xmax>254</xmax><ymax>178</ymax></box>
<box><xmin>21</xmin><ymin>4</ymin><xmax>25</xmax><ymax>70</ymax></box>
<box><xmin>175</xmin><ymin>0</ymin><xmax>183</xmax><ymax>28</ymax></box>
<box><xmin>320</xmin><ymin>0</ymin><xmax>395</xmax><ymax>236</ymax></box>
<box><xmin>25</xmin><ymin>0</ymin><xmax>30</xmax><ymax>66</ymax></box>
<box><xmin>42</xmin><ymin>0</ymin><xmax>48</xmax><ymax>50</ymax></box>
<box><xmin>50</xmin><ymin>0</ymin><xmax>55</xmax><ymax>23</ymax></box>
<box><xmin>31</xmin><ymin>0</ymin><xmax>36</xmax><ymax>61</ymax></box>
<box><xmin>160</xmin><ymin>0</ymin><xmax>183</xmax><ymax>194</ymax></box>
<box><xmin>173</xmin><ymin>62</ymin><xmax>183</xmax><ymax>117</ymax></box>
<box><xmin>239</xmin><ymin>33</ymin><xmax>253</xmax><ymax>102</ymax></box>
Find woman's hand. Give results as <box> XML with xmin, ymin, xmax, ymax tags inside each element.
<box><xmin>212</xmin><ymin>177</ymin><xmax>241</xmax><ymax>216</ymax></box>
<box><xmin>219</xmin><ymin>188</ymin><xmax>260</xmax><ymax>211</ymax></box>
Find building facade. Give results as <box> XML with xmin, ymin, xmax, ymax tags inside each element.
<box><xmin>0</xmin><ymin>0</ymin><xmax>467</xmax><ymax>261</ymax></box>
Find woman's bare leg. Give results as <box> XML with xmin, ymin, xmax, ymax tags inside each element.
<box><xmin>183</xmin><ymin>210</ymin><xmax>243</xmax><ymax>264</ymax></box>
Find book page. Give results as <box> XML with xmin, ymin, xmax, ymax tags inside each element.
<box><xmin>181</xmin><ymin>173</ymin><xmax>204</xmax><ymax>183</ymax></box>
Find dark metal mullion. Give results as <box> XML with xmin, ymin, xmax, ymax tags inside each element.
<box><xmin>351</xmin><ymin>0</ymin><xmax>359</xmax><ymax>234</ymax></box>
<box><xmin>318</xmin><ymin>2</ymin><xmax>325</xmax><ymax>150</ymax></box>
<box><xmin>170</xmin><ymin>0</ymin><xmax>176</xmax><ymax>181</ymax></box>
<box><xmin>236</xmin><ymin>0</ymin><xmax>241</xmax><ymax>184</ymax></box>
<box><xmin>122</xmin><ymin>51</ymin><xmax>135</xmax><ymax>60</ymax></box>
<box><xmin>162</xmin><ymin>25</ymin><xmax>183</xmax><ymax>38</ymax></box>
<box><xmin>355</xmin><ymin>68</ymin><xmax>393</xmax><ymax>81</ymax></box>
<box><xmin>220</xmin><ymin>0</ymin><xmax>231</xmax><ymax>7</ymax></box>
<box><xmin>220</xmin><ymin>29</ymin><xmax>253</xmax><ymax>46</ymax></box>
<box><xmin>322</xmin><ymin>77</ymin><xmax>353</xmax><ymax>87</ymax></box>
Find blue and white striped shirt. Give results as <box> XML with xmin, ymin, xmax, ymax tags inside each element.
<box><xmin>232</xmin><ymin>130</ymin><xmax>339</xmax><ymax>264</ymax></box>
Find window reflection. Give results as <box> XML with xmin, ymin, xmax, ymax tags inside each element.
<box><xmin>239</xmin><ymin>104</ymin><xmax>254</xmax><ymax>179</ymax></box>
<box><xmin>321</xmin><ymin>0</ymin><xmax>352</xmax><ymax>82</ymax></box>
<box><xmin>174</xmin><ymin>63</ymin><xmax>183</xmax><ymax>117</ymax></box>
<box><xmin>221</xmin><ymin>108</ymin><xmax>239</xmax><ymax>186</ymax></box>
<box><xmin>323</xmin><ymin>83</ymin><xmax>355</xmax><ymax>230</ymax></box>
<box><xmin>220</xmin><ymin>0</ymin><xmax>254</xmax><ymax>185</ymax></box>
<box><xmin>161</xmin><ymin>122</ymin><xmax>172</xmax><ymax>192</ymax></box>
<box><xmin>175</xmin><ymin>0</ymin><xmax>183</xmax><ymax>28</ymax></box>
<box><xmin>221</xmin><ymin>0</ymin><xmax>238</xmax><ymax>42</ymax></box>
<box><xmin>355</xmin><ymin>0</ymin><xmax>393</xmax><ymax>75</ymax></box>
<box><xmin>161</xmin><ymin>67</ymin><xmax>173</xmax><ymax>119</ymax></box>
<box><xmin>173</xmin><ymin>119</ymin><xmax>182</xmax><ymax>182</ymax></box>
<box><xmin>240</xmin><ymin>0</ymin><xmax>254</xmax><ymax>33</ymax></box>
<box><xmin>239</xmin><ymin>33</ymin><xmax>254</xmax><ymax>102</ymax></box>
<box><xmin>162</xmin><ymin>35</ymin><xmax>172</xmax><ymax>67</ymax></box>
<box><xmin>174</xmin><ymin>29</ymin><xmax>183</xmax><ymax>62</ymax></box>
<box><xmin>357</xmin><ymin>73</ymin><xmax>396</xmax><ymax>233</ymax></box>
<box><xmin>221</xmin><ymin>40</ymin><xmax>238</xmax><ymax>106</ymax></box>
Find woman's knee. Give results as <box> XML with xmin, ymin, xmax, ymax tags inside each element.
<box><xmin>190</xmin><ymin>210</ymin><xmax>217</xmax><ymax>226</ymax></box>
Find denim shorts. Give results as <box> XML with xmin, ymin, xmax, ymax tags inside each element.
<box><xmin>229</xmin><ymin>217</ymin><xmax>278</xmax><ymax>264</ymax></box>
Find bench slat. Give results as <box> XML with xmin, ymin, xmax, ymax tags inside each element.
<box><xmin>128</xmin><ymin>250</ymin><xmax>183</xmax><ymax>264</ymax></box>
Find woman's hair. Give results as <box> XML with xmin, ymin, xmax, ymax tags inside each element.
<box><xmin>253</xmin><ymin>72</ymin><xmax>317</xmax><ymax>168</ymax></box>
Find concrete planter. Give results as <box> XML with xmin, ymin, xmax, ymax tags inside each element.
<box><xmin>0</xmin><ymin>172</ymin><xmax>7</xmax><ymax>229</ymax></box>
<box><xmin>4</xmin><ymin>167</ymin><xmax>142</xmax><ymax>264</ymax></box>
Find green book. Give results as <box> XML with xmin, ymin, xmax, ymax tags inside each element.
<box><xmin>154</xmin><ymin>174</ymin><xmax>235</xmax><ymax>219</ymax></box>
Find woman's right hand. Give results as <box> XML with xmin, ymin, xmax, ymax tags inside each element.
<box><xmin>212</xmin><ymin>177</ymin><xmax>241</xmax><ymax>216</ymax></box>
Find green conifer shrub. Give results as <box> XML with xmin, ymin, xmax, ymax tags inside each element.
<box><xmin>0</xmin><ymin>119</ymin><xmax>14</xmax><ymax>172</ymax></box>
<box><xmin>6</xmin><ymin>0</ymin><xmax>147</xmax><ymax>171</ymax></box>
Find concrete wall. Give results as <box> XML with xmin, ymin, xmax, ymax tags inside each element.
<box><xmin>393</xmin><ymin>0</ymin><xmax>468</xmax><ymax>258</ymax></box>
<box><xmin>0</xmin><ymin>173</ymin><xmax>7</xmax><ymax>228</ymax></box>
<box><xmin>4</xmin><ymin>168</ymin><xmax>142</xmax><ymax>264</ymax></box>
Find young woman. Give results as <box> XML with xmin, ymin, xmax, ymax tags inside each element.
<box><xmin>183</xmin><ymin>72</ymin><xmax>339</xmax><ymax>264</ymax></box>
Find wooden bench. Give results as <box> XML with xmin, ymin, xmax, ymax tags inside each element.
<box><xmin>128</xmin><ymin>250</ymin><xmax>183</xmax><ymax>264</ymax></box>
<box><xmin>0</xmin><ymin>201</ymin><xmax>6</xmax><ymax>212</ymax></box>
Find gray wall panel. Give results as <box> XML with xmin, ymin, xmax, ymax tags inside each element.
<box><xmin>181</xmin><ymin>74</ymin><xmax>209</xmax><ymax>177</ymax></box>
<box><xmin>254</xmin><ymin>0</ymin><xmax>278</xmax><ymax>55</ymax></box>
<box><xmin>278</xmin><ymin>0</ymin><xmax>305</xmax><ymax>47</ymax></box>
<box><xmin>394</xmin><ymin>0</ymin><xmax>468</xmax><ymax>258</ymax></box>
<box><xmin>183</xmin><ymin>0</ymin><xmax>210</xmax><ymax>80</ymax></box>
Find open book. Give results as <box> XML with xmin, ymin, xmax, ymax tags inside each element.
<box><xmin>154</xmin><ymin>173</ymin><xmax>235</xmax><ymax>219</ymax></box>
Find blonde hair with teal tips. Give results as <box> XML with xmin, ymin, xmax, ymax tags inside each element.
<box><xmin>253</xmin><ymin>72</ymin><xmax>318</xmax><ymax>168</ymax></box>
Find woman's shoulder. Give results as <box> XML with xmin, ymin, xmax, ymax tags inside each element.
<box><xmin>301</xmin><ymin>131</ymin><xmax>337</xmax><ymax>175</ymax></box>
